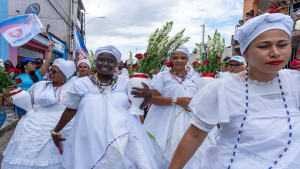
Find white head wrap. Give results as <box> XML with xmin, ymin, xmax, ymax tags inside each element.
<box><xmin>168</xmin><ymin>45</ymin><xmax>190</xmax><ymax>60</ymax></box>
<box><xmin>77</xmin><ymin>59</ymin><xmax>91</xmax><ymax>68</ymax></box>
<box><xmin>234</xmin><ymin>13</ymin><xmax>293</xmax><ymax>54</ymax></box>
<box><xmin>53</xmin><ymin>58</ymin><xmax>76</xmax><ymax>78</ymax></box>
<box><xmin>94</xmin><ymin>45</ymin><xmax>121</xmax><ymax>62</ymax></box>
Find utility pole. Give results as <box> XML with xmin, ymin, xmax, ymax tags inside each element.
<box><xmin>201</xmin><ymin>24</ymin><xmax>206</xmax><ymax>59</ymax></box>
<box><xmin>201</xmin><ymin>24</ymin><xmax>205</xmax><ymax>45</ymax></box>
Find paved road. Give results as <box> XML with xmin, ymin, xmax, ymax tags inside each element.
<box><xmin>0</xmin><ymin>127</ymin><xmax>15</xmax><ymax>164</ymax></box>
<box><xmin>0</xmin><ymin>103</ymin><xmax>18</xmax><ymax>165</ymax></box>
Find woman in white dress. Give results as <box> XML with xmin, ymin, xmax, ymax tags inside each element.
<box><xmin>51</xmin><ymin>45</ymin><xmax>157</xmax><ymax>169</ymax></box>
<box><xmin>69</xmin><ymin>58</ymin><xmax>92</xmax><ymax>83</ymax></box>
<box><xmin>169</xmin><ymin>13</ymin><xmax>300</xmax><ymax>169</ymax></box>
<box><xmin>2</xmin><ymin>58</ymin><xmax>76</xmax><ymax>169</ymax></box>
<box><xmin>143</xmin><ymin>45</ymin><xmax>202</xmax><ymax>169</ymax></box>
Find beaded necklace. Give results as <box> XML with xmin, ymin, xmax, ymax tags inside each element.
<box><xmin>95</xmin><ymin>75</ymin><xmax>118</xmax><ymax>93</ymax></box>
<box><xmin>170</xmin><ymin>69</ymin><xmax>187</xmax><ymax>84</ymax></box>
<box><xmin>228</xmin><ymin>68</ymin><xmax>292</xmax><ymax>169</ymax></box>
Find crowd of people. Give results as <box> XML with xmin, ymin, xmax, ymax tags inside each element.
<box><xmin>0</xmin><ymin>12</ymin><xmax>299</xmax><ymax>169</ymax></box>
<box><xmin>236</xmin><ymin>1</ymin><xmax>289</xmax><ymax>28</ymax></box>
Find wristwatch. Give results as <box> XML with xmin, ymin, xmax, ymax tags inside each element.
<box><xmin>172</xmin><ymin>97</ymin><xmax>177</xmax><ymax>105</ymax></box>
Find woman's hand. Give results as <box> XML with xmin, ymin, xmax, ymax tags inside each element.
<box><xmin>5</xmin><ymin>86</ymin><xmax>17</xmax><ymax>96</ymax></box>
<box><xmin>40</xmin><ymin>40</ymin><xmax>55</xmax><ymax>76</ymax></box>
<box><xmin>176</xmin><ymin>97</ymin><xmax>192</xmax><ymax>112</ymax></box>
<box><xmin>48</xmin><ymin>40</ymin><xmax>55</xmax><ymax>51</ymax></box>
<box><xmin>131</xmin><ymin>82</ymin><xmax>152</xmax><ymax>109</ymax></box>
<box><xmin>51</xmin><ymin>133</ymin><xmax>66</xmax><ymax>147</ymax></box>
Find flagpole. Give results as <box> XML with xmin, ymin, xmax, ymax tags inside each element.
<box><xmin>44</xmin><ymin>29</ymin><xmax>51</xmax><ymax>42</ymax></box>
<box><xmin>28</xmin><ymin>4</ymin><xmax>52</xmax><ymax>42</ymax></box>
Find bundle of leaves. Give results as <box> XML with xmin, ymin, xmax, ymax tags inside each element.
<box><xmin>0</xmin><ymin>59</ymin><xmax>21</xmax><ymax>93</ymax></box>
<box><xmin>129</xmin><ymin>21</ymin><xmax>190</xmax><ymax>78</ymax></box>
<box><xmin>194</xmin><ymin>30</ymin><xmax>225</xmax><ymax>75</ymax></box>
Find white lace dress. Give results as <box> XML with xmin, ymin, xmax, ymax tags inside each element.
<box><xmin>1</xmin><ymin>81</ymin><xmax>76</xmax><ymax>169</ymax></box>
<box><xmin>143</xmin><ymin>70</ymin><xmax>202</xmax><ymax>169</ymax></box>
<box><xmin>190</xmin><ymin>69</ymin><xmax>300</xmax><ymax>169</ymax></box>
<box><xmin>60</xmin><ymin>75</ymin><xmax>157</xmax><ymax>169</ymax></box>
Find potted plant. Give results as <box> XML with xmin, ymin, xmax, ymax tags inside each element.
<box><xmin>127</xmin><ymin>21</ymin><xmax>190</xmax><ymax>115</ymax></box>
<box><xmin>0</xmin><ymin>59</ymin><xmax>33</xmax><ymax>113</ymax></box>
<box><xmin>193</xmin><ymin>30</ymin><xmax>225</xmax><ymax>90</ymax></box>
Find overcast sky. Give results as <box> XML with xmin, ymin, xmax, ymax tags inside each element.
<box><xmin>83</xmin><ymin>0</ymin><xmax>243</xmax><ymax>61</ymax></box>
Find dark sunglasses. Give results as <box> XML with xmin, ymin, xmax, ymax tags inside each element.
<box><xmin>49</xmin><ymin>69</ymin><xmax>62</xmax><ymax>74</ymax></box>
<box><xmin>35</xmin><ymin>62</ymin><xmax>41</xmax><ymax>65</ymax></box>
<box><xmin>228</xmin><ymin>64</ymin><xmax>242</xmax><ymax>68</ymax></box>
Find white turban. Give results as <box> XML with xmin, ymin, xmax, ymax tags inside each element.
<box><xmin>168</xmin><ymin>45</ymin><xmax>190</xmax><ymax>60</ymax></box>
<box><xmin>53</xmin><ymin>58</ymin><xmax>76</xmax><ymax>78</ymax></box>
<box><xmin>77</xmin><ymin>59</ymin><xmax>91</xmax><ymax>68</ymax></box>
<box><xmin>95</xmin><ymin>45</ymin><xmax>121</xmax><ymax>62</ymax></box>
<box><xmin>234</xmin><ymin>13</ymin><xmax>293</xmax><ymax>54</ymax></box>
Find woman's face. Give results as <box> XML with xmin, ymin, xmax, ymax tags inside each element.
<box><xmin>4</xmin><ymin>61</ymin><xmax>12</xmax><ymax>70</ymax></box>
<box><xmin>96</xmin><ymin>52</ymin><xmax>117</xmax><ymax>76</ymax></box>
<box><xmin>170</xmin><ymin>51</ymin><xmax>188</xmax><ymax>71</ymax></box>
<box><xmin>78</xmin><ymin>62</ymin><xmax>90</xmax><ymax>77</ymax></box>
<box><xmin>25</xmin><ymin>61</ymin><xmax>37</xmax><ymax>72</ymax></box>
<box><xmin>49</xmin><ymin>65</ymin><xmax>66</xmax><ymax>83</ymax></box>
<box><xmin>228</xmin><ymin>60</ymin><xmax>245</xmax><ymax>73</ymax></box>
<box><xmin>244</xmin><ymin>29</ymin><xmax>291</xmax><ymax>75</ymax></box>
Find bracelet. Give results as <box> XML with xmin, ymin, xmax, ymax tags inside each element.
<box><xmin>51</xmin><ymin>129</ymin><xmax>60</xmax><ymax>135</ymax></box>
<box><xmin>172</xmin><ymin>97</ymin><xmax>177</xmax><ymax>105</ymax></box>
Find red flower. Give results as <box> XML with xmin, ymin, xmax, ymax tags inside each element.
<box><xmin>14</xmin><ymin>78</ymin><xmax>22</xmax><ymax>84</ymax></box>
<box><xmin>93</xmin><ymin>69</ymin><xmax>97</xmax><ymax>74</ymax></box>
<box><xmin>14</xmin><ymin>68</ymin><xmax>21</xmax><ymax>75</ymax></box>
<box><xmin>5</xmin><ymin>68</ymin><xmax>14</xmax><ymax>74</ymax></box>
<box><xmin>291</xmin><ymin>58</ymin><xmax>300</xmax><ymax>69</ymax></box>
<box><xmin>144</xmin><ymin>53</ymin><xmax>148</xmax><ymax>58</ymax></box>
<box><xmin>132</xmin><ymin>64</ymin><xmax>138</xmax><ymax>69</ymax></box>
<box><xmin>166</xmin><ymin>62</ymin><xmax>173</xmax><ymax>67</ymax></box>
<box><xmin>135</xmin><ymin>53</ymin><xmax>143</xmax><ymax>60</ymax></box>
<box><xmin>204</xmin><ymin>61</ymin><xmax>209</xmax><ymax>65</ymax></box>
<box><xmin>216</xmin><ymin>56</ymin><xmax>221</xmax><ymax>60</ymax></box>
<box><xmin>192</xmin><ymin>61</ymin><xmax>200</xmax><ymax>66</ymax></box>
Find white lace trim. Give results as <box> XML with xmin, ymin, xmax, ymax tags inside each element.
<box><xmin>2</xmin><ymin>156</ymin><xmax>61</xmax><ymax>167</ymax></box>
<box><xmin>59</xmin><ymin>101</ymin><xmax>78</xmax><ymax>109</ymax></box>
<box><xmin>191</xmin><ymin>115</ymin><xmax>214</xmax><ymax>132</ymax></box>
<box><xmin>231</xmin><ymin>73</ymin><xmax>278</xmax><ymax>86</ymax></box>
<box><xmin>260</xmin><ymin>92</ymin><xmax>289</xmax><ymax>100</ymax></box>
<box><xmin>225</xmin><ymin>145</ymin><xmax>299</xmax><ymax>169</ymax></box>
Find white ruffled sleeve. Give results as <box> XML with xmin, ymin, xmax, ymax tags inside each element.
<box><xmin>27</xmin><ymin>82</ymin><xmax>41</xmax><ymax>105</ymax></box>
<box><xmin>150</xmin><ymin>72</ymin><xmax>164</xmax><ymax>94</ymax></box>
<box><xmin>190</xmin><ymin>79</ymin><xmax>230</xmax><ymax>132</ymax></box>
<box><xmin>59</xmin><ymin>77</ymin><xmax>92</xmax><ymax>109</ymax></box>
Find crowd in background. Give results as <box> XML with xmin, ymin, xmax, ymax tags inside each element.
<box><xmin>236</xmin><ymin>0</ymin><xmax>290</xmax><ymax>28</ymax></box>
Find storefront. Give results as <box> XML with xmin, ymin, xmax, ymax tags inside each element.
<box><xmin>8</xmin><ymin>33</ymin><xmax>67</xmax><ymax>66</ymax></box>
<box><xmin>9</xmin><ymin>33</ymin><xmax>49</xmax><ymax>66</ymax></box>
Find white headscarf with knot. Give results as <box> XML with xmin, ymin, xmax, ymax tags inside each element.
<box><xmin>94</xmin><ymin>45</ymin><xmax>121</xmax><ymax>62</ymax></box>
<box><xmin>77</xmin><ymin>59</ymin><xmax>91</xmax><ymax>68</ymax></box>
<box><xmin>168</xmin><ymin>45</ymin><xmax>190</xmax><ymax>60</ymax></box>
<box><xmin>53</xmin><ymin>58</ymin><xmax>76</xmax><ymax>78</ymax></box>
<box><xmin>234</xmin><ymin>13</ymin><xmax>293</xmax><ymax>54</ymax></box>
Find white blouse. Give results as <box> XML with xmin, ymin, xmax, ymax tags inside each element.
<box><xmin>190</xmin><ymin>69</ymin><xmax>300</xmax><ymax>169</ymax></box>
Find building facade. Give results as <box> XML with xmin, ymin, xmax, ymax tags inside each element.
<box><xmin>232</xmin><ymin>0</ymin><xmax>298</xmax><ymax>68</ymax></box>
<box><xmin>0</xmin><ymin>0</ymin><xmax>9</xmax><ymax>62</ymax></box>
<box><xmin>0</xmin><ymin>0</ymin><xmax>86</xmax><ymax>66</ymax></box>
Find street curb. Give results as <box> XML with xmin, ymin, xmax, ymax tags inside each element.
<box><xmin>0</xmin><ymin>121</ymin><xmax>17</xmax><ymax>137</ymax></box>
